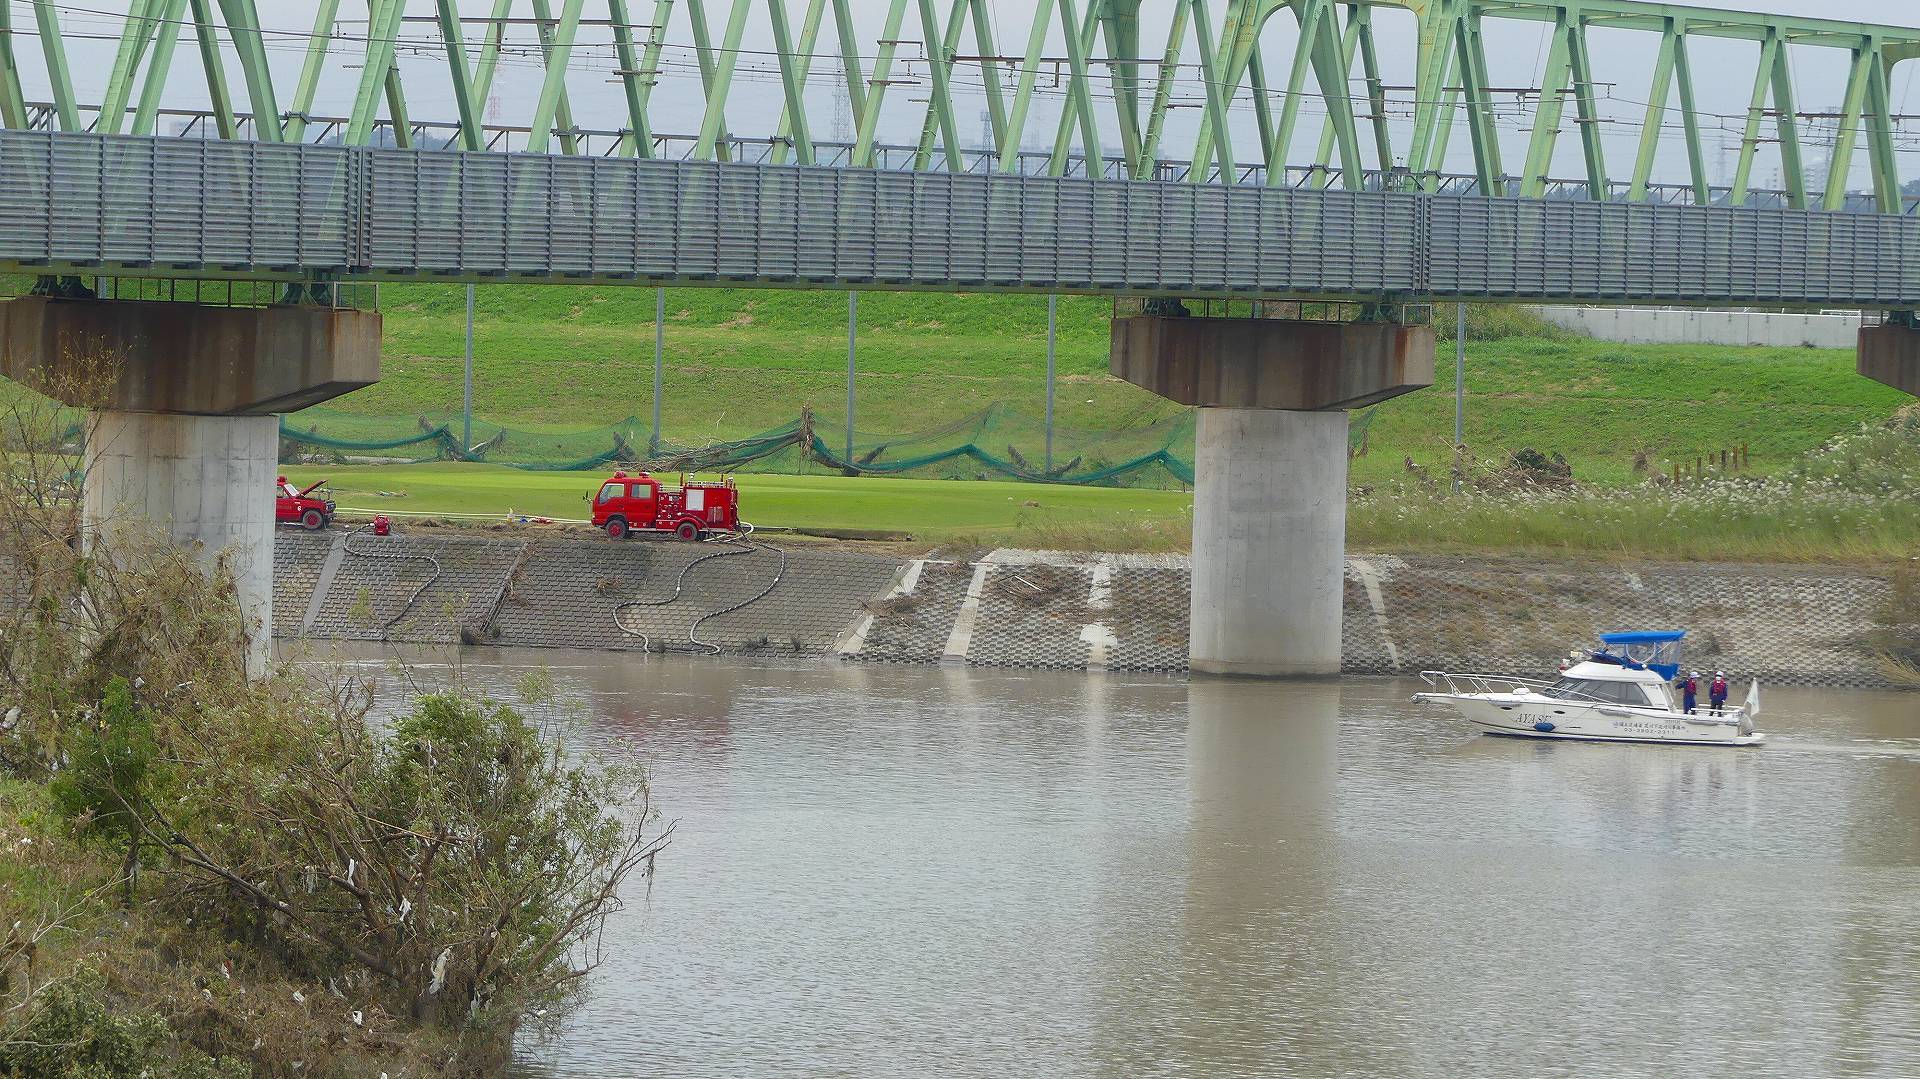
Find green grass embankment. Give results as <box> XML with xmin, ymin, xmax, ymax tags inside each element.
<box><xmin>331</xmin><ymin>285</ymin><xmax>1910</xmax><ymax>486</ymax></box>
<box><xmin>283</xmin><ymin>465</ymin><xmax>1195</xmax><ymax>549</ymax></box>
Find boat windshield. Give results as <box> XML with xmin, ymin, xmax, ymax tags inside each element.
<box><xmin>1540</xmin><ymin>677</ymin><xmax>1651</xmax><ymax>705</ymax></box>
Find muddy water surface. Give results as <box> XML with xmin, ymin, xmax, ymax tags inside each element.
<box><xmin>317</xmin><ymin>647</ymin><xmax>1920</xmax><ymax>1078</ymax></box>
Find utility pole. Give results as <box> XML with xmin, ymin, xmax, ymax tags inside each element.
<box><xmin>1453</xmin><ymin>302</ymin><xmax>1466</xmax><ymax>493</ymax></box>
<box><xmin>650</xmin><ymin>287</ymin><xmax>665</xmax><ymax>457</ymax></box>
<box><xmin>1045</xmin><ymin>294</ymin><xmax>1057</xmax><ymax>474</ymax></box>
<box><xmin>846</xmin><ymin>292</ymin><xmax>858</xmax><ymax>468</ymax></box>
<box><xmin>463</xmin><ymin>284</ymin><xmax>475</xmax><ymax>453</ymax></box>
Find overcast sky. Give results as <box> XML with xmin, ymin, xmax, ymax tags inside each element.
<box><xmin>10</xmin><ymin>1</ymin><xmax>1920</xmax><ymax>191</ymax></box>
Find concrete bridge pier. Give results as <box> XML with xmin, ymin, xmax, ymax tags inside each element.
<box><xmin>0</xmin><ymin>296</ymin><xmax>380</xmax><ymax>675</ymax></box>
<box><xmin>1112</xmin><ymin>316</ymin><xmax>1434</xmax><ymax>676</ymax></box>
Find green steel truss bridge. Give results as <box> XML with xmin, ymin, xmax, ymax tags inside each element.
<box><xmin>1</xmin><ymin>1</ymin><xmax>1917</xmax><ymax>307</ymax></box>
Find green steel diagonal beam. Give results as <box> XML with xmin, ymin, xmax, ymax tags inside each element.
<box><xmin>435</xmin><ymin>0</ymin><xmax>484</xmax><ymax>151</ymax></box>
<box><xmin>1310</xmin><ymin>11</ymin><xmax>1359</xmax><ymax>184</ymax></box>
<box><xmin>638</xmin><ymin>0</ymin><xmax>678</xmax><ymax>154</ymax></box>
<box><xmin>217</xmin><ymin>0</ymin><xmax>283</xmax><ymax>141</ymax></box>
<box><xmin>1000</xmin><ymin>0</ymin><xmax>1053</xmax><ymax>170</ymax></box>
<box><xmin>1670</xmin><ymin>27</ymin><xmax>1708</xmax><ymax>203</ymax></box>
<box><xmin>1047</xmin><ymin>0</ymin><xmax>1106</xmax><ymax>177</ymax></box>
<box><xmin>1518</xmin><ymin>10</ymin><xmax>1572</xmax><ymax>199</ymax></box>
<box><xmin>1822</xmin><ymin>38</ymin><xmax>1875</xmax><ymax>211</ymax></box>
<box><xmin>531</xmin><ymin>0</ymin><xmax>583</xmax><ymax>154</ymax></box>
<box><xmin>968</xmin><ymin>0</ymin><xmax>1010</xmax><ymax>155</ymax></box>
<box><xmin>1423</xmin><ymin>53</ymin><xmax>1458</xmax><ymax>186</ymax></box>
<box><xmin>1354</xmin><ymin>6</ymin><xmax>1393</xmax><ymax>171</ymax></box>
<box><xmin>1306</xmin><ymin>0</ymin><xmax>1364</xmax><ymax>188</ymax></box>
<box><xmin>284</xmin><ymin>0</ymin><xmax>340</xmax><ymax>142</ymax></box>
<box><xmin>914</xmin><ymin>0</ymin><xmax>968</xmax><ymax>172</ymax></box>
<box><xmin>383</xmin><ymin>54</ymin><xmax>414</xmax><ymax>147</ymax></box>
<box><xmin>133</xmin><ymin>0</ymin><xmax>189</xmax><ymax>136</ymax></box>
<box><xmin>609</xmin><ymin>0</ymin><xmax>651</xmax><ymax>155</ymax></box>
<box><xmin>1098</xmin><ymin>0</ymin><xmax>1143</xmax><ymax>172</ymax></box>
<box><xmin>33</xmin><ymin>1</ymin><xmax>81</xmax><ymax>132</ymax></box>
<box><xmin>0</xmin><ymin>4</ymin><xmax>28</xmax><ymax>129</ymax></box>
<box><xmin>1136</xmin><ymin>0</ymin><xmax>1190</xmax><ymax>174</ymax></box>
<box><xmin>1564</xmin><ymin>15</ymin><xmax>1606</xmax><ymax>198</ymax></box>
<box><xmin>1188</xmin><ymin>0</ymin><xmax>1235</xmax><ymax>181</ymax></box>
<box><xmin>529</xmin><ymin>0</ymin><xmax>587</xmax><ymax>153</ymax></box>
<box><xmin>98</xmin><ymin>0</ymin><xmax>158</xmax><ymax>135</ymax></box>
<box><xmin>1863</xmin><ymin>49</ymin><xmax>1901</xmax><ymax>212</ymax></box>
<box><xmin>1246</xmin><ymin>46</ymin><xmax>1276</xmax><ymax>172</ymax></box>
<box><xmin>1730</xmin><ymin>32</ymin><xmax>1780</xmax><ymax>206</ymax></box>
<box><xmin>852</xmin><ymin>0</ymin><xmax>909</xmax><ymax>167</ymax></box>
<box><xmin>1627</xmin><ymin>19</ymin><xmax>1678</xmax><ymax>201</ymax></box>
<box><xmin>766</xmin><ymin>0</ymin><xmax>816</xmax><ymax>164</ymax></box>
<box><xmin>346</xmin><ymin>0</ymin><xmax>406</xmax><ymax>146</ymax></box>
<box><xmin>1451</xmin><ymin>11</ymin><xmax>1500</xmax><ymax>192</ymax></box>
<box><xmin>769</xmin><ymin>0</ymin><xmax>826</xmax><ymax>163</ymax></box>
<box><xmin>1191</xmin><ymin>0</ymin><xmax>1268</xmax><ymax>181</ymax></box>
<box><xmin>188</xmin><ymin>0</ymin><xmax>238</xmax><ymax>139</ymax></box>
<box><xmin>1465</xmin><ymin>13</ymin><xmax>1502</xmax><ymax>182</ymax></box>
<box><xmin>1405</xmin><ymin>0</ymin><xmax>1453</xmax><ymax>185</ymax></box>
<box><xmin>1267</xmin><ymin>0</ymin><xmax>1327</xmax><ymax>185</ymax></box>
<box><xmin>1412</xmin><ymin>13</ymin><xmax>1455</xmax><ymax>178</ymax></box>
<box><xmin>690</xmin><ymin>0</ymin><xmax>746</xmax><ymax>161</ymax></box>
<box><xmin>1768</xmin><ymin>37</ymin><xmax>1805</xmax><ymax>208</ymax></box>
<box><xmin>831</xmin><ymin>0</ymin><xmax>870</xmax><ymax>126</ymax></box>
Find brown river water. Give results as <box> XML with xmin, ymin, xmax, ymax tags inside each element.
<box><xmin>310</xmin><ymin>645</ymin><xmax>1920</xmax><ymax>1078</ymax></box>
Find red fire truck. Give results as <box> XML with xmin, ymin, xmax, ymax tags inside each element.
<box><xmin>590</xmin><ymin>471</ymin><xmax>741</xmax><ymax>540</ymax></box>
<box><xmin>275</xmin><ymin>476</ymin><xmax>335</xmax><ymax>531</ymax></box>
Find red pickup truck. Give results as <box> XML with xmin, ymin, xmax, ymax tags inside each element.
<box><xmin>590</xmin><ymin>470</ymin><xmax>740</xmax><ymax>540</ymax></box>
<box><xmin>276</xmin><ymin>477</ymin><xmax>335</xmax><ymax>531</ymax></box>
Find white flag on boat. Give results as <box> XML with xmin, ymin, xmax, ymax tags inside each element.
<box><xmin>1744</xmin><ymin>679</ymin><xmax>1762</xmax><ymax>719</ymax></box>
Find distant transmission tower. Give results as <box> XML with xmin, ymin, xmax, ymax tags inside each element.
<box><xmin>832</xmin><ymin>75</ymin><xmax>852</xmax><ymax>143</ymax></box>
<box><xmin>979</xmin><ymin>108</ymin><xmax>992</xmax><ymax>153</ymax></box>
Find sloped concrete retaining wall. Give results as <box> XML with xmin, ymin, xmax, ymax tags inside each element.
<box><xmin>272</xmin><ymin>533</ymin><xmax>1900</xmax><ymax>688</ymax></box>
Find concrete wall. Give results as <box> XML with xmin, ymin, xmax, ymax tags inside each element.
<box><xmin>269</xmin><ymin>533</ymin><xmax>1906</xmax><ymax>689</ymax></box>
<box><xmin>1527</xmin><ymin>306</ymin><xmax>1863</xmax><ymax>349</ymax></box>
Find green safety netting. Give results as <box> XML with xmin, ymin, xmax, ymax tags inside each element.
<box><xmin>276</xmin><ymin>403</ymin><xmax>1378</xmax><ymax>489</ymax></box>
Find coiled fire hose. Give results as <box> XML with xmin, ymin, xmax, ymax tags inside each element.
<box><xmin>613</xmin><ymin>538</ymin><xmax>789</xmax><ymax>656</ymax></box>
<box><xmin>341</xmin><ymin>523</ymin><xmax>443</xmax><ymax>639</ymax></box>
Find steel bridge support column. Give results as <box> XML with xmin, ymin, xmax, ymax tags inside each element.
<box><xmin>1112</xmin><ymin>315</ymin><xmax>1433</xmax><ymax>677</ymax></box>
<box><xmin>0</xmin><ymin>296</ymin><xmax>380</xmax><ymax>676</ymax></box>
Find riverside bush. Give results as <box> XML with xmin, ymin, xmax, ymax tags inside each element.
<box><xmin>0</xmin><ymin>373</ymin><xmax>668</xmax><ymax>1073</ymax></box>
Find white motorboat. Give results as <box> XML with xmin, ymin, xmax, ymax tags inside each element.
<box><xmin>1413</xmin><ymin>631</ymin><xmax>1765</xmax><ymax>747</ymax></box>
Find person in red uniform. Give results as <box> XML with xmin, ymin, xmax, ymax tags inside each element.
<box><xmin>1709</xmin><ymin>671</ymin><xmax>1730</xmax><ymax>715</ymax></box>
<box><xmin>1680</xmin><ymin>671</ymin><xmax>1699</xmax><ymax>715</ymax></box>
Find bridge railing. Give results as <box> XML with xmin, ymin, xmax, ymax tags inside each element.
<box><xmin>1428</xmin><ymin>198</ymin><xmax>1920</xmax><ymax>307</ymax></box>
<box><xmin>2</xmin><ymin>130</ymin><xmax>1917</xmax><ymax>309</ymax></box>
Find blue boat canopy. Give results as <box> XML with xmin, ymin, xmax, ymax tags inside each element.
<box><xmin>1593</xmin><ymin>630</ymin><xmax>1687</xmax><ymax>680</ymax></box>
<box><xmin>1599</xmin><ymin>630</ymin><xmax>1687</xmax><ymax>645</ymax></box>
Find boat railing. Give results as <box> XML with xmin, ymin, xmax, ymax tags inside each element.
<box><xmin>1416</xmin><ymin>670</ymin><xmax>1599</xmax><ymax>702</ymax></box>
<box><xmin>1416</xmin><ymin>669</ymin><xmax>1751</xmax><ymax>727</ymax></box>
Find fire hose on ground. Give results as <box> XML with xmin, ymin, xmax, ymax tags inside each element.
<box><xmin>612</xmin><ymin>536</ymin><xmax>789</xmax><ymax>656</ymax></box>
<box><xmin>341</xmin><ymin>523</ymin><xmax>443</xmax><ymax>639</ymax></box>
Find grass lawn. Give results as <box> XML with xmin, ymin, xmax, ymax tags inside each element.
<box><xmin>283</xmin><ymin>463</ymin><xmax>1194</xmax><ymax>545</ymax></box>
<box><xmin>319</xmin><ymin>285</ymin><xmax>1911</xmax><ymax>487</ymax></box>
